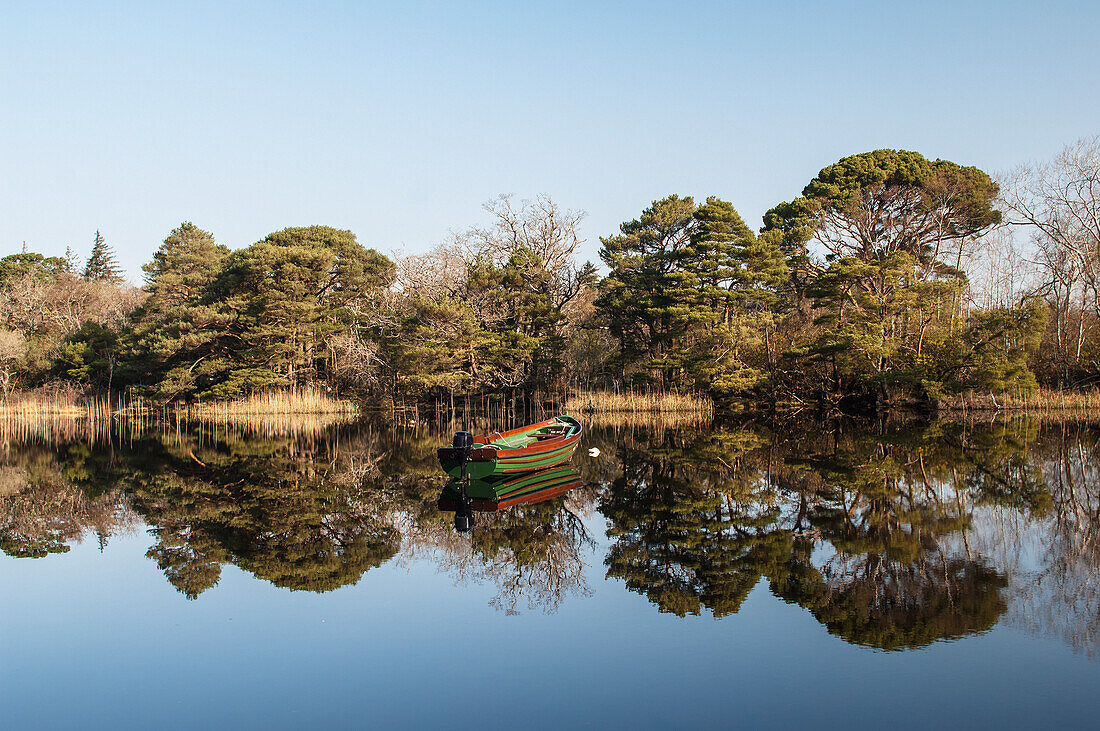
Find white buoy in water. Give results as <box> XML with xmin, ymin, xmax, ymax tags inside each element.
<box><xmin>588</xmin><ymin>447</ymin><xmax>601</xmax><ymax>457</ymax></box>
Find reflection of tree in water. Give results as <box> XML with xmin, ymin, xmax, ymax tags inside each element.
<box><xmin>0</xmin><ymin>445</ymin><xmax>136</xmax><ymax>558</ymax></box>
<box><xmin>380</xmin><ymin>416</ymin><xmax>604</xmax><ymax>614</ymax></box>
<box><xmin>471</xmin><ymin>495</ymin><xmax>596</xmax><ymax>614</ymax></box>
<box><xmin>404</xmin><ymin>488</ymin><xmax>598</xmax><ymax>615</ymax></box>
<box><xmin>977</xmin><ymin>422</ymin><xmax>1100</xmax><ymax>657</ymax></box>
<box><xmin>772</xmin><ymin>543</ymin><xmax>1007</xmax><ymax>651</ymax></box>
<box><xmin>3</xmin><ymin>418</ymin><xmax>600</xmax><ymax>609</ymax></box>
<box><xmin>771</xmin><ymin>432</ymin><xmax>1010</xmax><ymax>650</ymax></box>
<box><xmin>7</xmin><ymin>412</ymin><xmax>1097</xmax><ymax>647</ymax></box>
<box><xmin>124</xmin><ymin>427</ymin><xmax>400</xmax><ymax>598</ymax></box>
<box><xmin>598</xmin><ymin>421</ymin><xmax>1058</xmax><ymax>647</ymax></box>
<box><xmin>600</xmin><ymin>428</ymin><xmax>790</xmax><ymax>617</ymax></box>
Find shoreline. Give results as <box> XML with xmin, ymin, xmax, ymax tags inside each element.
<box><xmin>5</xmin><ymin>387</ymin><xmax>1100</xmax><ymax>420</ymax></box>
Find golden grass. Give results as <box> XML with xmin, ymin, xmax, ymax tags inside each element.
<box><xmin>0</xmin><ymin>393</ymin><xmax>111</xmax><ymax>418</ymax></box>
<box><xmin>0</xmin><ymin>388</ymin><xmax>355</xmax><ymax>417</ymax></box>
<box><xmin>177</xmin><ymin>388</ymin><xmax>357</xmax><ymax>417</ymax></box>
<box><xmin>562</xmin><ymin>389</ymin><xmax>713</xmax><ymax>418</ymax></box>
<box><xmin>0</xmin><ymin>394</ymin><xmax>118</xmax><ymax>445</ymax></box>
<box><xmin>577</xmin><ymin>408</ymin><xmax>716</xmax><ymax>429</ymax></box>
<box><xmin>0</xmin><ymin>388</ymin><xmax>359</xmax><ymax>444</ymax></box>
<box><xmin>938</xmin><ymin>388</ymin><xmax>1100</xmax><ymax>416</ymax></box>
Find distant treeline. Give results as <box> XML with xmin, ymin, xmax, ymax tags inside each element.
<box><xmin>2</xmin><ymin>139</ymin><xmax>1099</xmax><ymax>411</ymax></box>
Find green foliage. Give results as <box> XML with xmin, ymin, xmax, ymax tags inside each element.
<box><xmin>0</xmin><ymin>245</ymin><xmax>134</xmax><ymax>390</ymax></box>
<box><xmin>600</xmin><ymin>427</ymin><xmax>789</xmax><ymax>617</ymax></box>
<box><xmin>597</xmin><ymin>195</ymin><xmax>698</xmax><ymax>378</ymax></box>
<box><xmin>121</xmin><ymin>430</ymin><xmax>400</xmax><ymax>597</ymax></box>
<box><xmin>954</xmin><ymin>299</ymin><xmax>1047</xmax><ymax>394</ymax></box>
<box><xmin>596</xmin><ymin>195</ymin><xmax>788</xmax><ymax>396</ymax></box>
<box><xmin>386</xmin><ymin>248</ymin><xmax>565</xmax><ymax>400</ymax></box>
<box><xmin>796</xmin><ymin>150</ymin><xmax>1001</xmax><ymax>245</ymax></box>
<box><xmin>759</xmin><ymin>150</ymin><xmax>1013</xmax><ymax>407</ymax></box>
<box><xmin>387</xmin><ymin>295</ymin><xmax>483</xmax><ymax>396</ymax></box>
<box><xmin>0</xmin><ymin>413</ymin><xmax>1079</xmax><ymax>638</ymax></box>
<box><xmin>0</xmin><ymin>252</ymin><xmax>68</xmax><ymax>285</ymax></box>
<box><xmin>0</xmin><ymin>172</ymin><xmax>1058</xmax><ymax>407</ymax></box>
<box><xmin>125</xmin><ymin>222</ymin><xmax>230</xmax><ymax>398</ymax></box>
<box><xmin>54</xmin><ymin>321</ymin><xmax>120</xmax><ymax>390</ymax></box>
<box><xmin>128</xmin><ymin>225</ymin><xmax>395</xmax><ymax>401</ymax></box>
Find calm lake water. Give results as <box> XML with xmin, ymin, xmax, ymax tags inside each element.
<box><xmin>2</xmin><ymin>413</ymin><xmax>1099</xmax><ymax>729</ymax></box>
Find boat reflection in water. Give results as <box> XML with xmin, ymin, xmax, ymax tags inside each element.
<box><xmin>438</xmin><ymin>465</ymin><xmax>584</xmax><ymax>532</ymax></box>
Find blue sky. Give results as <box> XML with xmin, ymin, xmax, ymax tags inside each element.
<box><xmin>2</xmin><ymin>0</ymin><xmax>1098</xmax><ymax>281</ymax></box>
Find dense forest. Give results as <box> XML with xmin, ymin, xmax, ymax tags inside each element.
<box><xmin>2</xmin><ymin>139</ymin><xmax>1099</xmax><ymax>412</ymax></box>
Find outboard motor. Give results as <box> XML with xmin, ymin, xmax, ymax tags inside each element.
<box><xmin>452</xmin><ymin>431</ymin><xmax>474</xmax><ymax>480</ymax></box>
<box><xmin>453</xmin><ymin>431</ymin><xmax>474</xmax><ymax>461</ymax></box>
<box><xmin>454</xmin><ymin>504</ymin><xmax>475</xmax><ymax>533</ymax></box>
<box><xmin>452</xmin><ymin>431</ymin><xmax>475</xmax><ymax>532</ymax></box>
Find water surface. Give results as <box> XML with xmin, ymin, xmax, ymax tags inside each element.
<box><xmin>2</xmin><ymin>414</ymin><xmax>1098</xmax><ymax>728</ymax></box>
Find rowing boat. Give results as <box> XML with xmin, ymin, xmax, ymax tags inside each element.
<box><xmin>436</xmin><ymin>415</ymin><xmax>582</xmax><ymax>480</ymax></box>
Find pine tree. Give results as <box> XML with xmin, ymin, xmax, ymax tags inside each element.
<box><xmin>597</xmin><ymin>196</ymin><xmax>789</xmax><ymax>395</ymax></box>
<box><xmin>679</xmin><ymin>197</ymin><xmax>753</xmax><ymax>317</ymax></box>
<box><xmin>596</xmin><ymin>195</ymin><xmax>698</xmax><ymax>386</ymax></box>
<box><xmin>182</xmin><ymin>226</ymin><xmax>395</xmax><ymax>400</ymax></box>
<box><xmin>63</xmin><ymin>245</ymin><xmax>77</xmax><ymax>273</ymax></box>
<box><xmin>83</xmin><ymin>230</ymin><xmax>125</xmax><ymax>284</ymax></box>
<box><xmin>124</xmin><ymin>222</ymin><xmax>230</xmax><ymax>399</ymax></box>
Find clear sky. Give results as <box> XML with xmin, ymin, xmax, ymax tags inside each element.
<box><xmin>2</xmin><ymin>0</ymin><xmax>1098</xmax><ymax>281</ymax></box>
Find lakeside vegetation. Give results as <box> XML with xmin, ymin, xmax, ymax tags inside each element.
<box><xmin>562</xmin><ymin>389</ymin><xmax>713</xmax><ymax>416</ymax></box>
<box><xmin>3</xmin><ymin>138</ymin><xmax>1099</xmax><ymax>415</ymax></box>
<box><xmin>938</xmin><ymin>387</ymin><xmax>1100</xmax><ymax>414</ymax></box>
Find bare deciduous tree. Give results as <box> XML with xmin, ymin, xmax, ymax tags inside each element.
<box><xmin>1001</xmin><ymin>136</ymin><xmax>1100</xmax><ymax>384</ymax></box>
<box><xmin>0</xmin><ymin>329</ymin><xmax>27</xmax><ymax>395</ymax></box>
<box><xmin>1003</xmin><ymin>136</ymin><xmax>1100</xmax><ymax>314</ymax></box>
<box><xmin>461</xmin><ymin>193</ymin><xmax>588</xmax><ymax>308</ymax></box>
<box><xmin>393</xmin><ymin>241</ymin><xmax>472</xmax><ymax>302</ymax></box>
<box><xmin>962</xmin><ymin>225</ymin><xmax>1036</xmax><ymax>311</ymax></box>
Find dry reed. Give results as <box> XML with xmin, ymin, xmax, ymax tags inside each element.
<box><xmin>0</xmin><ymin>388</ymin><xmax>359</xmax><ymax>444</ymax></box>
<box><xmin>177</xmin><ymin>388</ymin><xmax>357</xmax><ymax>418</ymax></box>
<box><xmin>577</xmin><ymin>408</ymin><xmax>715</xmax><ymax>429</ymax></box>
<box><xmin>0</xmin><ymin>393</ymin><xmax>111</xmax><ymax>418</ymax></box>
<box><xmin>562</xmin><ymin>389</ymin><xmax>713</xmax><ymax>418</ymax></box>
<box><xmin>938</xmin><ymin>388</ymin><xmax>1100</xmax><ymax>417</ymax></box>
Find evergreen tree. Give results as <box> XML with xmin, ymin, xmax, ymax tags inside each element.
<box><xmin>125</xmin><ymin>224</ymin><xmax>394</xmax><ymax>401</ymax></box>
<box><xmin>597</xmin><ymin>195</ymin><xmax>697</xmax><ymax>386</ymax></box>
<box><xmin>54</xmin><ymin>321</ymin><xmax>120</xmax><ymax>392</ymax></box>
<box><xmin>679</xmin><ymin>198</ymin><xmax>789</xmax><ymax>394</ymax></box>
<box><xmin>124</xmin><ymin>222</ymin><xmax>230</xmax><ymax>399</ymax></box>
<box><xmin>83</xmin><ymin>230</ymin><xmax>125</xmax><ymax>284</ymax></box>
<box><xmin>763</xmin><ymin>150</ymin><xmax>1007</xmax><ymax>405</ymax></box>
<box><xmin>678</xmin><ymin>197</ymin><xmax>756</xmax><ymax>319</ymax></box>
<box><xmin>597</xmin><ymin>196</ymin><xmax>788</xmax><ymax>395</ymax></box>
<box><xmin>385</xmin><ymin>295</ymin><xmax>483</xmax><ymax>399</ymax></box>
<box><xmin>200</xmin><ymin>226</ymin><xmax>394</xmax><ymax>399</ymax></box>
<box><xmin>0</xmin><ymin>252</ymin><xmax>68</xmax><ymax>285</ymax></box>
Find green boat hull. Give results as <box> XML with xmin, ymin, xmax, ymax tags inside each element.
<box><xmin>438</xmin><ymin>441</ymin><xmax>577</xmax><ymax>479</ymax></box>
<box><xmin>437</xmin><ymin>415</ymin><xmax>582</xmax><ymax>479</ymax></box>
<box><xmin>442</xmin><ymin>465</ymin><xmax>582</xmax><ymax>500</ymax></box>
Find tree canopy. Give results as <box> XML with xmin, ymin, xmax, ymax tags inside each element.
<box><xmin>0</xmin><ymin>154</ymin><xmax>1072</xmax><ymax>410</ymax></box>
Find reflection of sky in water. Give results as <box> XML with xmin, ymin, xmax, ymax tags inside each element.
<box><xmin>1</xmin><ymin>418</ymin><xmax>1099</xmax><ymax>728</ymax></box>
